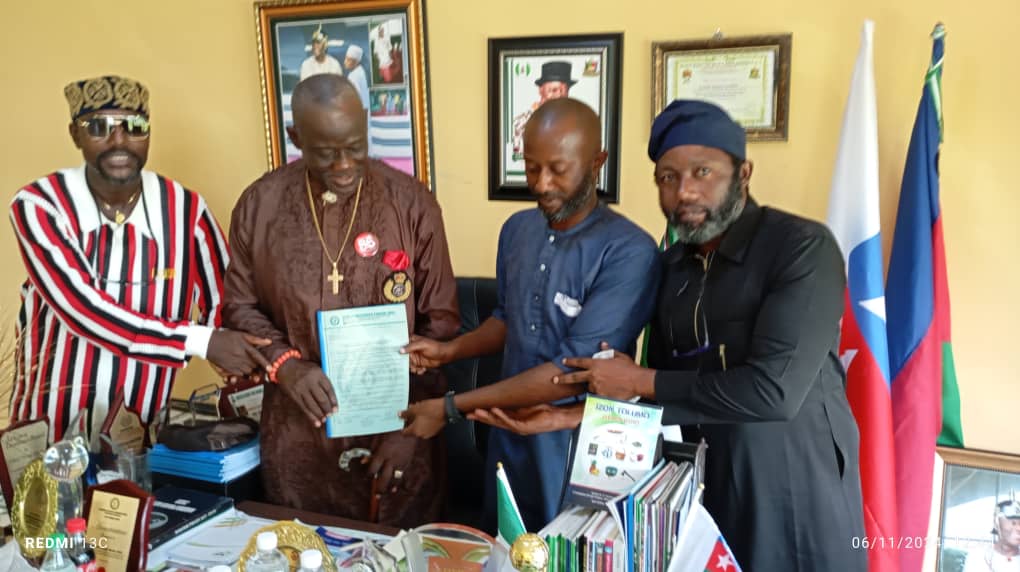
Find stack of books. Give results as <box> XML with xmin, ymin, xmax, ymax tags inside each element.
<box><xmin>542</xmin><ymin>459</ymin><xmax>702</xmax><ymax>572</ymax></box>
<box><xmin>148</xmin><ymin>485</ymin><xmax>234</xmax><ymax>552</ymax></box>
<box><xmin>149</xmin><ymin>439</ymin><xmax>260</xmax><ymax>483</ymax></box>
<box><xmin>539</xmin><ymin>395</ymin><xmax>710</xmax><ymax>572</ymax></box>
<box><xmin>540</xmin><ymin>505</ymin><xmax>625</xmax><ymax>572</ymax></box>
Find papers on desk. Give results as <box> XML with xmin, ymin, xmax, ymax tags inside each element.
<box><xmin>147</xmin><ymin>509</ymin><xmax>397</xmax><ymax>570</ymax></box>
<box><xmin>149</xmin><ymin>439</ymin><xmax>260</xmax><ymax>483</ymax></box>
<box><xmin>317</xmin><ymin>304</ymin><xmax>410</xmax><ymax>438</ymax></box>
<box><xmin>147</xmin><ymin>509</ymin><xmax>260</xmax><ymax>570</ymax></box>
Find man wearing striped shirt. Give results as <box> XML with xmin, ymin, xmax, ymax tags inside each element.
<box><xmin>9</xmin><ymin>75</ymin><xmax>270</xmax><ymax>443</ymax></box>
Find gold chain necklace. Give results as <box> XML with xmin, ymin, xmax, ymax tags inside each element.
<box><xmin>100</xmin><ymin>190</ymin><xmax>141</xmax><ymax>225</ymax></box>
<box><xmin>305</xmin><ymin>171</ymin><xmax>362</xmax><ymax>295</ymax></box>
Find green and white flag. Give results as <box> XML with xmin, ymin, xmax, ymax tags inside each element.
<box><xmin>496</xmin><ymin>462</ymin><xmax>526</xmax><ymax>546</ymax></box>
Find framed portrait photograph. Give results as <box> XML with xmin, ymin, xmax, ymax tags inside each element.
<box><xmin>935</xmin><ymin>446</ymin><xmax>1020</xmax><ymax>572</ymax></box>
<box><xmin>255</xmin><ymin>0</ymin><xmax>435</xmax><ymax>188</ymax></box>
<box><xmin>652</xmin><ymin>34</ymin><xmax>791</xmax><ymax>141</ymax></box>
<box><xmin>488</xmin><ymin>33</ymin><xmax>623</xmax><ymax>202</ymax></box>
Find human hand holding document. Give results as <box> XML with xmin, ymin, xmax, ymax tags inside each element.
<box><xmin>317</xmin><ymin>304</ymin><xmax>410</xmax><ymax>438</ymax></box>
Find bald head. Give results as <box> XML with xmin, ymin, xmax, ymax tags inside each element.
<box><xmin>521</xmin><ymin>98</ymin><xmax>608</xmax><ymax>229</ymax></box>
<box><xmin>524</xmin><ymin>98</ymin><xmax>602</xmax><ymax>158</ymax></box>
<box><xmin>292</xmin><ymin>74</ymin><xmax>361</xmax><ymax>118</ymax></box>
<box><xmin>286</xmin><ymin>74</ymin><xmax>369</xmax><ymax>196</ymax></box>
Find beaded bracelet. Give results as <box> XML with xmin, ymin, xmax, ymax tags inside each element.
<box><xmin>267</xmin><ymin>349</ymin><xmax>301</xmax><ymax>383</ymax></box>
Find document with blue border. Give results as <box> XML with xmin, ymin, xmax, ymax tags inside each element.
<box><xmin>317</xmin><ymin>304</ymin><xmax>409</xmax><ymax>438</ymax></box>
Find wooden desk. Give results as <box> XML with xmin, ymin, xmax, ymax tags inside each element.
<box><xmin>237</xmin><ymin>500</ymin><xmax>400</xmax><ymax>536</ymax></box>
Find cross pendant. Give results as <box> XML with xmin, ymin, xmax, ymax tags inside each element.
<box><xmin>328</xmin><ymin>265</ymin><xmax>344</xmax><ymax>295</ymax></box>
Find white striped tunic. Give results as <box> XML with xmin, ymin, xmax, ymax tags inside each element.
<box><xmin>9</xmin><ymin>164</ymin><xmax>228</xmax><ymax>443</ymax></box>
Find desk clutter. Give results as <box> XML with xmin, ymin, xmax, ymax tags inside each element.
<box><xmin>148</xmin><ymin>512</ymin><xmax>497</xmax><ymax>571</ymax></box>
<box><xmin>0</xmin><ymin>397</ymin><xmax>507</xmax><ymax>572</ymax></box>
<box><xmin>0</xmin><ymin>394</ymin><xmax>274</xmax><ymax>571</ymax></box>
<box><xmin>0</xmin><ymin>391</ymin><xmax>725</xmax><ymax>572</ymax></box>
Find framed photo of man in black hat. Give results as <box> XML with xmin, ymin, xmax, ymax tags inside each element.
<box><xmin>934</xmin><ymin>447</ymin><xmax>1020</xmax><ymax>572</ymax></box>
<box><xmin>488</xmin><ymin>33</ymin><xmax>622</xmax><ymax>202</ymax></box>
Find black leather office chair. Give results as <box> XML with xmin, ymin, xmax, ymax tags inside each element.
<box><xmin>442</xmin><ymin>277</ymin><xmax>503</xmax><ymax>528</ymax></box>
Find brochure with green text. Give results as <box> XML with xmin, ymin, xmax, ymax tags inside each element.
<box><xmin>567</xmin><ymin>395</ymin><xmax>663</xmax><ymax>508</ymax></box>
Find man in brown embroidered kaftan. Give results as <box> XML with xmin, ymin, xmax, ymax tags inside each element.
<box><xmin>223</xmin><ymin>75</ymin><xmax>458</xmax><ymax>527</ymax></box>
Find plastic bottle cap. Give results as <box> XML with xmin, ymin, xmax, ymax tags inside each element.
<box><xmin>48</xmin><ymin>532</ymin><xmax>65</xmax><ymax>541</ymax></box>
<box><xmin>66</xmin><ymin>517</ymin><xmax>87</xmax><ymax>534</ymax></box>
<box><xmin>300</xmin><ymin>549</ymin><xmax>323</xmax><ymax>569</ymax></box>
<box><xmin>256</xmin><ymin>531</ymin><xmax>278</xmax><ymax>551</ymax></box>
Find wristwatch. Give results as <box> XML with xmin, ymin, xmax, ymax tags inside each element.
<box><xmin>444</xmin><ymin>391</ymin><xmax>465</xmax><ymax>425</ymax></box>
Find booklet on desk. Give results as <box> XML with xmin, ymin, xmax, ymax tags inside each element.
<box><xmin>566</xmin><ymin>396</ymin><xmax>663</xmax><ymax>509</ymax></box>
<box><xmin>148</xmin><ymin>485</ymin><xmax>234</xmax><ymax>551</ymax></box>
<box><xmin>149</xmin><ymin>439</ymin><xmax>260</xmax><ymax>483</ymax></box>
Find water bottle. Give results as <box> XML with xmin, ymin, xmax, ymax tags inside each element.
<box><xmin>40</xmin><ymin>533</ymin><xmax>77</xmax><ymax>572</ymax></box>
<box><xmin>298</xmin><ymin>548</ymin><xmax>324</xmax><ymax>572</ymax></box>
<box><xmin>65</xmin><ymin>518</ymin><xmax>97</xmax><ymax>571</ymax></box>
<box><xmin>245</xmin><ymin>531</ymin><xmax>289</xmax><ymax>572</ymax></box>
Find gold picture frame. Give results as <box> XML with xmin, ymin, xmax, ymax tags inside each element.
<box><xmin>10</xmin><ymin>458</ymin><xmax>58</xmax><ymax>559</ymax></box>
<box><xmin>254</xmin><ymin>0</ymin><xmax>435</xmax><ymax>189</ymax></box>
<box><xmin>652</xmin><ymin>34</ymin><xmax>792</xmax><ymax>141</ymax></box>
<box><xmin>935</xmin><ymin>446</ymin><xmax>1020</xmax><ymax>572</ymax></box>
<box><xmin>239</xmin><ymin>520</ymin><xmax>338</xmax><ymax>571</ymax></box>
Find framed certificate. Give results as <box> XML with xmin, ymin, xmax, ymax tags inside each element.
<box><xmin>652</xmin><ymin>34</ymin><xmax>792</xmax><ymax>141</ymax></box>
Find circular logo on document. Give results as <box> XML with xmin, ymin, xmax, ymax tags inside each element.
<box><xmin>150</xmin><ymin>511</ymin><xmax>169</xmax><ymax>529</ymax></box>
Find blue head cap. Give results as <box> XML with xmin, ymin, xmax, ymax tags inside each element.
<box><xmin>647</xmin><ymin>99</ymin><xmax>745</xmax><ymax>162</ymax></box>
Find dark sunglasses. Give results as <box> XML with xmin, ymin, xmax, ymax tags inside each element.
<box><xmin>77</xmin><ymin>115</ymin><xmax>151</xmax><ymax>140</ymax></box>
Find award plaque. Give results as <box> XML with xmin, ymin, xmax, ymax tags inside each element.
<box><xmin>238</xmin><ymin>520</ymin><xmax>336</xmax><ymax>571</ymax></box>
<box><xmin>10</xmin><ymin>459</ymin><xmax>59</xmax><ymax>559</ymax></box>
<box><xmin>0</xmin><ymin>417</ymin><xmax>49</xmax><ymax>509</ymax></box>
<box><xmin>101</xmin><ymin>391</ymin><xmax>147</xmax><ymax>455</ymax></box>
<box><xmin>85</xmin><ymin>479</ymin><xmax>155</xmax><ymax>572</ymax></box>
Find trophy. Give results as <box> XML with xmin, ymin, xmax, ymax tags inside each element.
<box><xmin>10</xmin><ymin>459</ymin><xmax>58</xmax><ymax>559</ymax></box>
<box><xmin>510</xmin><ymin>533</ymin><xmax>550</xmax><ymax>572</ymax></box>
<box><xmin>42</xmin><ymin>433</ymin><xmax>90</xmax><ymax>531</ymax></box>
<box><xmin>85</xmin><ymin>479</ymin><xmax>155</xmax><ymax>572</ymax></box>
<box><xmin>100</xmin><ymin>391</ymin><xmax>147</xmax><ymax>454</ymax></box>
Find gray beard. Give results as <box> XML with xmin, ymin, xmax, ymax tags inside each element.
<box><xmin>669</xmin><ymin>179</ymin><xmax>745</xmax><ymax>245</ymax></box>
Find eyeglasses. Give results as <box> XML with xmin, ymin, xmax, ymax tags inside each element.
<box><xmin>669</xmin><ymin>252</ymin><xmax>717</xmax><ymax>360</ymax></box>
<box><xmin>77</xmin><ymin>115</ymin><xmax>151</xmax><ymax>140</ymax></box>
<box><xmin>670</xmin><ymin>280</ymin><xmax>712</xmax><ymax>358</ymax></box>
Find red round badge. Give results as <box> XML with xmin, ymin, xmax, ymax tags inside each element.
<box><xmin>354</xmin><ymin>232</ymin><xmax>380</xmax><ymax>257</ymax></box>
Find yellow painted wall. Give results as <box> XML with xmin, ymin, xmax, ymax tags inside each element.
<box><xmin>1</xmin><ymin>0</ymin><xmax>1017</xmax><ymax>456</ymax></box>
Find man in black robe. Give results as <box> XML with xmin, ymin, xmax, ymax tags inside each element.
<box><xmin>490</xmin><ymin>100</ymin><xmax>867</xmax><ymax>571</ymax></box>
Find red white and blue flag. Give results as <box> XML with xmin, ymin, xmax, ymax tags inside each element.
<box><xmin>667</xmin><ymin>503</ymin><xmax>741</xmax><ymax>572</ymax></box>
<box><xmin>826</xmin><ymin>21</ymin><xmax>900</xmax><ymax>572</ymax></box>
